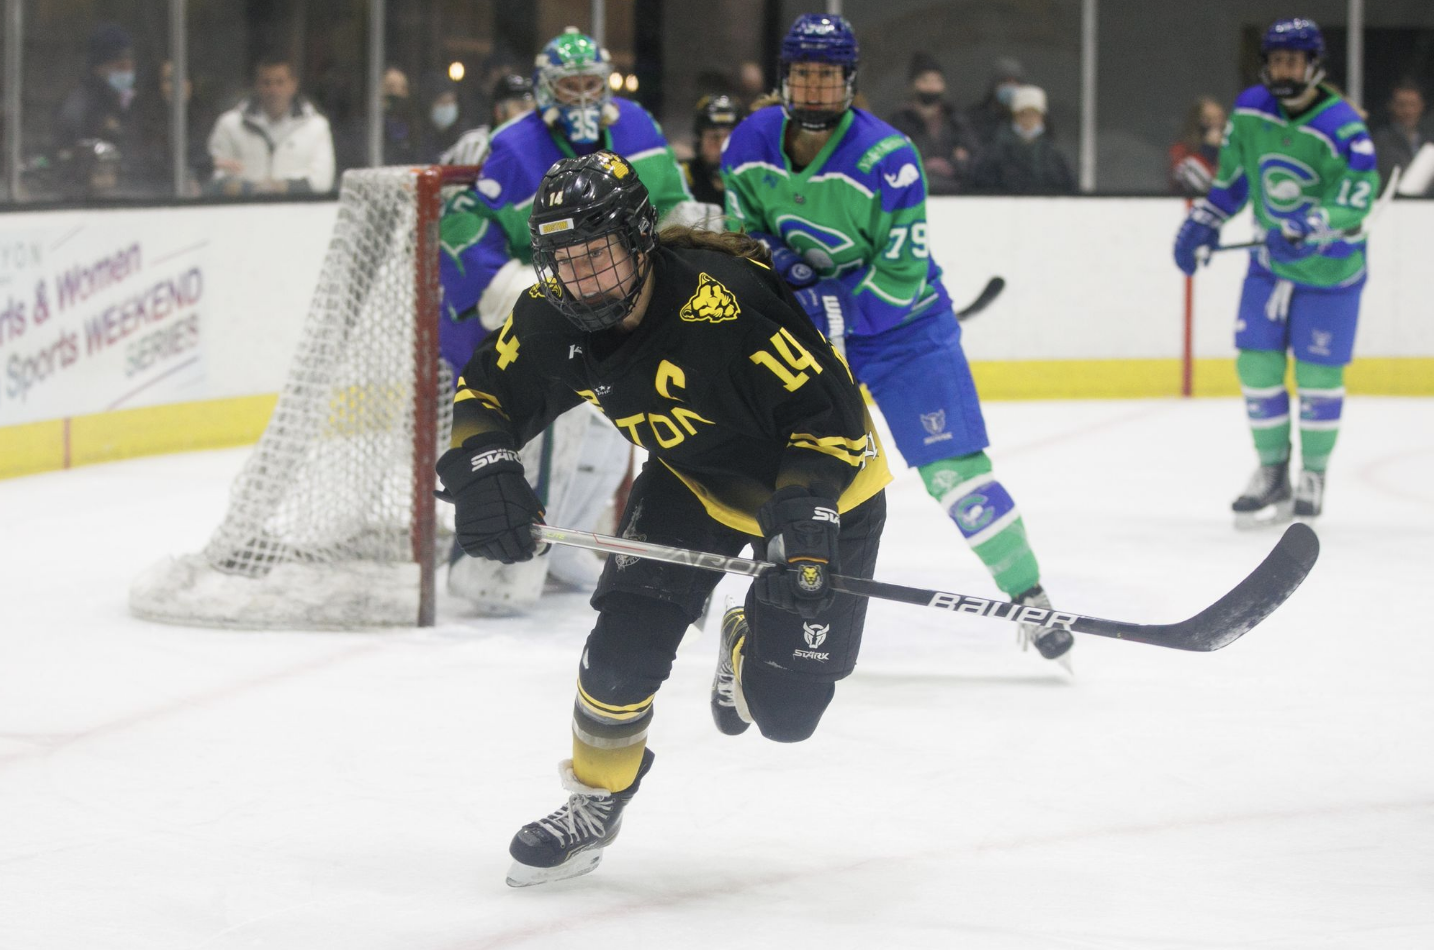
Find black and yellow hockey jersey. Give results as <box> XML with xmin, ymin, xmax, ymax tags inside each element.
<box><xmin>451</xmin><ymin>244</ymin><xmax>890</xmax><ymax>535</ymax></box>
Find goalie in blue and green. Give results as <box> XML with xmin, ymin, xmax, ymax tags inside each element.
<box><xmin>721</xmin><ymin>13</ymin><xmax>1071</xmax><ymax>663</ymax></box>
<box><xmin>437</xmin><ymin>28</ymin><xmax>693</xmax><ymax>375</ymax></box>
<box><xmin>1174</xmin><ymin>17</ymin><xmax>1378</xmax><ymax>525</ymax></box>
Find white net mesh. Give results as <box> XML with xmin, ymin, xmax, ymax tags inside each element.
<box><xmin>131</xmin><ymin>167</ymin><xmax>457</xmax><ymax>629</ymax></box>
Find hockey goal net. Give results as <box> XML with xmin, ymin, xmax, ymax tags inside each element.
<box><xmin>130</xmin><ymin>165</ymin><xmax>479</xmax><ymax>629</ymax></box>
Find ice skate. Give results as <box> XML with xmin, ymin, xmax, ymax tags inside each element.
<box><xmin>1293</xmin><ymin>469</ymin><xmax>1324</xmax><ymax>520</ymax></box>
<box><xmin>710</xmin><ymin>604</ymin><xmax>753</xmax><ymax>736</ymax></box>
<box><xmin>1014</xmin><ymin>585</ymin><xmax>1074</xmax><ymax>672</ymax></box>
<box><xmin>506</xmin><ymin>748</ymin><xmax>655</xmax><ymax>887</ymax></box>
<box><xmin>1232</xmin><ymin>460</ymin><xmax>1293</xmax><ymax>530</ymax></box>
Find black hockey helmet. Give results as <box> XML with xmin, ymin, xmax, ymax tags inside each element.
<box><xmin>528</xmin><ymin>151</ymin><xmax>658</xmax><ymax>332</ymax></box>
<box><xmin>492</xmin><ymin>72</ymin><xmax>534</xmax><ymax>107</ymax></box>
<box><xmin>694</xmin><ymin>94</ymin><xmax>743</xmax><ymax>135</ymax></box>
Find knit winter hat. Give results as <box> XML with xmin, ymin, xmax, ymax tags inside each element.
<box><xmin>87</xmin><ymin>23</ymin><xmax>133</xmax><ymax>67</ymax></box>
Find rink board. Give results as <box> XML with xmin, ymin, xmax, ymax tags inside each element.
<box><xmin>2</xmin><ymin>196</ymin><xmax>1430</xmax><ymax>478</ymax></box>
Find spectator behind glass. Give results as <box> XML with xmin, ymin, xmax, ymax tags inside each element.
<box><xmin>133</xmin><ymin>60</ymin><xmax>212</xmax><ymax>196</ymax></box>
<box><xmin>1372</xmin><ymin>79</ymin><xmax>1432</xmax><ymax>190</ymax></box>
<box><xmin>54</xmin><ymin>23</ymin><xmax>158</xmax><ymax>197</ymax></box>
<box><xmin>968</xmin><ymin>56</ymin><xmax>1026</xmax><ymax>151</ymax></box>
<box><xmin>889</xmin><ymin>52</ymin><xmax>976</xmax><ymax>195</ymax></box>
<box><xmin>1168</xmin><ymin>96</ymin><xmax>1226</xmax><ymax>196</ymax></box>
<box><xmin>438</xmin><ymin>73</ymin><xmax>536</xmax><ymax>167</ymax></box>
<box><xmin>970</xmin><ymin>84</ymin><xmax>1075</xmax><ymax>195</ymax></box>
<box><xmin>419</xmin><ymin>72</ymin><xmax>467</xmax><ymax>162</ymax></box>
<box><xmin>207</xmin><ymin>56</ymin><xmax>336</xmax><ymax>196</ymax></box>
<box><xmin>382</xmin><ymin>66</ymin><xmax>419</xmax><ymax>165</ymax></box>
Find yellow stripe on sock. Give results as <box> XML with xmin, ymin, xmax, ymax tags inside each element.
<box><xmin>572</xmin><ymin>735</ymin><xmax>648</xmax><ymax>793</ymax></box>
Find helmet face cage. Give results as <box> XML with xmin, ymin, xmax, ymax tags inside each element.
<box><xmin>779</xmin><ymin>13</ymin><xmax>859</xmax><ymax>130</ymax></box>
<box><xmin>533</xmin><ymin>30</ymin><xmax>613</xmax><ymax>144</ymax></box>
<box><xmin>529</xmin><ymin>153</ymin><xmax>658</xmax><ymax>332</ymax></box>
<box><xmin>534</xmin><ymin>230</ymin><xmax>654</xmax><ymax>332</ymax></box>
<box><xmin>1259</xmin><ymin>18</ymin><xmax>1326</xmax><ymax>100</ymax></box>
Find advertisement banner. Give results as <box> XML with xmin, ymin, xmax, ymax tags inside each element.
<box><xmin>0</xmin><ymin>222</ymin><xmax>207</xmax><ymax>425</ymax></box>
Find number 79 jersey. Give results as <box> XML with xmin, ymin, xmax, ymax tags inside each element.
<box><xmin>450</xmin><ymin>245</ymin><xmax>891</xmax><ymax>536</ymax></box>
<box><xmin>721</xmin><ymin>106</ymin><xmax>953</xmax><ymax>336</ymax></box>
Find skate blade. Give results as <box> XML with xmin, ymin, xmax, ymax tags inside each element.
<box><xmin>505</xmin><ymin>850</ymin><xmax>603</xmax><ymax>887</ymax></box>
<box><xmin>1234</xmin><ymin>499</ymin><xmax>1293</xmax><ymax>531</ymax></box>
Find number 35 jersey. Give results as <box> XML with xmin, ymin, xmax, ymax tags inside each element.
<box><xmin>451</xmin><ymin>245</ymin><xmax>891</xmax><ymax>535</ymax></box>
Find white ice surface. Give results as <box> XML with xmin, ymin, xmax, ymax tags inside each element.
<box><xmin>2</xmin><ymin>398</ymin><xmax>1432</xmax><ymax>950</ymax></box>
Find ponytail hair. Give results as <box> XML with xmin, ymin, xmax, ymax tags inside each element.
<box><xmin>657</xmin><ymin>225</ymin><xmax>772</xmax><ymax>265</ymax></box>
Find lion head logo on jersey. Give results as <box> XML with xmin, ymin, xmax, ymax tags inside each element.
<box><xmin>680</xmin><ymin>273</ymin><xmax>741</xmax><ymax>323</ymax></box>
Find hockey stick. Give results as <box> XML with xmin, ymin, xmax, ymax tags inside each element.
<box><xmin>954</xmin><ymin>276</ymin><xmax>1005</xmax><ymax>321</ymax></box>
<box><xmin>1210</xmin><ymin>166</ymin><xmax>1400</xmax><ymax>254</ymax></box>
<box><xmin>532</xmin><ymin>521</ymin><xmax>1318</xmax><ymax>652</ymax></box>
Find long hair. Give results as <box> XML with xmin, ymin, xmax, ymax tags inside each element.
<box><xmin>657</xmin><ymin>225</ymin><xmax>771</xmax><ymax>265</ymax></box>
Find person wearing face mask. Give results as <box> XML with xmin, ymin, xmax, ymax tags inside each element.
<box><xmin>436</xmin><ymin>73</ymin><xmax>537</xmax><ymax>167</ymax></box>
<box><xmin>969</xmin><ymin>84</ymin><xmax>1075</xmax><ymax>194</ymax></box>
<box><xmin>889</xmin><ymin>52</ymin><xmax>977</xmax><ymax>195</ymax></box>
<box><xmin>55</xmin><ymin>23</ymin><xmax>155</xmax><ymax>197</ymax></box>
<box><xmin>419</xmin><ymin>72</ymin><xmax>467</xmax><ymax>163</ymax></box>
<box><xmin>967</xmin><ymin>56</ymin><xmax>1027</xmax><ymax>153</ymax></box>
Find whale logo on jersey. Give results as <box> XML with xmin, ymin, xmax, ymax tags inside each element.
<box><xmin>883</xmin><ymin>163</ymin><xmax>920</xmax><ymax>189</ymax></box>
<box><xmin>1259</xmin><ymin>154</ymin><xmax>1320</xmax><ymax>215</ymax></box>
<box><xmin>476</xmin><ymin>178</ymin><xmax>502</xmax><ymax>199</ymax></box>
<box><xmin>680</xmin><ymin>273</ymin><xmax>741</xmax><ymax>323</ymax></box>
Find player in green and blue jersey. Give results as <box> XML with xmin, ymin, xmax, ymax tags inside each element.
<box><xmin>1174</xmin><ymin>17</ymin><xmax>1378</xmax><ymax>527</ymax></box>
<box><xmin>721</xmin><ymin>13</ymin><xmax>1072</xmax><ymax>666</ymax></box>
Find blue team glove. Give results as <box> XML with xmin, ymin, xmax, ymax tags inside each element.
<box><xmin>751</xmin><ymin>232</ymin><xmax>817</xmax><ymax>288</ymax></box>
<box><xmin>1173</xmin><ymin>200</ymin><xmax>1226</xmax><ymax>276</ymax></box>
<box><xmin>1265</xmin><ymin>209</ymin><xmax>1334</xmax><ymax>264</ymax></box>
<box><xmin>792</xmin><ymin>279</ymin><xmax>859</xmax><ymax>343</ymax></box>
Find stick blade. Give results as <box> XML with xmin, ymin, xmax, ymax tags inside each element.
<box><xmin>1152</xmin><ymin>522</ymin><xmax>1319</xmax><ymax>651</ymax></box>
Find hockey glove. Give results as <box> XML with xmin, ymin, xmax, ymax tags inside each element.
<box><xmin>751</xmin><ymin>232</ymin><xmax>817</xmax><ymax>289</ymax></box>
<box><xmin>1265</xmin><ymin>209</ymin><xmax>1334</xmax><ymax>264</ymax></box>
<box><xmin>792</xmin><ymin>279</ymin><xmax>859</xmax><ymax>348</ymax></box>
<box><xmin>1172</xmin><ymin>200</ymin><xmax>1225</xmax><ymax>276</ymax></box>
<box><xmin>755</xmin><ymin>486</ymin><xmax>841</xmax><ymax>620</ymax></box>
<box><xmin>435</xmin><ymin>432</ymin><xmax>544</xmax><ymax>563</ymax></box>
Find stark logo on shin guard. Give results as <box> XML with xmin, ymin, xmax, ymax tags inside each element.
<box><xmin>794</xmin><ymin>621</ymin><xmax>831</xmax><ymax>661</ymax></box>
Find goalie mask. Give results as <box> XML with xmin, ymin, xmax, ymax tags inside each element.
<box><xmin>1259</xmin><ymin>18</ymin><xmax>1326</xmax><ymax>101</ymax></box>
<box><xmin>779</xmin><ymin>13</ymin><xmax>859</xmax><ymax>131</ymax></box>
<box><xmin>533</xmin><ymin>28</ymin><xmax>615</xmax><ymax>145</ymax></box>
<box><xmin>529</xmin><ymin>151</ymin><xmax>658</xmax><ymax>333</ymax></box>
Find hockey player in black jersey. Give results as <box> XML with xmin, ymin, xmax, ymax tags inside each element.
<box><xmin>437</xmin><ymin>151</ymin><xmax>889</xmax><ymax>886</ymax></box>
